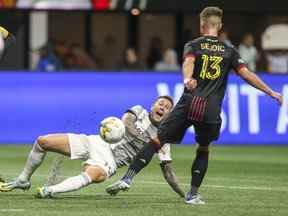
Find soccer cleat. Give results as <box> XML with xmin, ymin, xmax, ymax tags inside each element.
<box><xmin>35</xmin><ymin>187</ymin><xmax>54</xmax><ymax>199</ymax></box>
<box><xmin>0</xmin><ymin>179</ymin><xmax>31</xmax><ymax>192</ymax></box>
<box><xmin>105</xmin><ymin>180</ymin><xmax>130</xmax><ymax>196</ymax></box>
<box><xmin>185</xmin><ymin>193</ymin><xmax>206</xmax><ymax>205</ymax></box>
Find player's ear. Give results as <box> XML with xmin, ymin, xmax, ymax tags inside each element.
<box><xmin>219</xmin><ymin>23</ymin><xmax>223</xmax><ymax>31</ymax></box>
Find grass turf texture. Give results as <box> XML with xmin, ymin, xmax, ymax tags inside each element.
<box><xmin>0</xmin><ymin>145</ymin><xmax>287</xmax><ymax>216</ymax></box>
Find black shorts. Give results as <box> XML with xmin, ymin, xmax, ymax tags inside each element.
<box><xmin>158</xmin><ymin>93</ymin><xmax>221</xmax><ymax>146</ymax></box>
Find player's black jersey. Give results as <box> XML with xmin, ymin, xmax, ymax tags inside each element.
<box><xmin>183</xmin><ymin>36</ymin><xmax>246</xmax><ymax>123</ymax></box>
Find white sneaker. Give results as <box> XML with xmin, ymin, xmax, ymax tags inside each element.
<box><xmin>35</xmin><ymin>187</ymin><xmax>54</xmax><ymax>199</ymax></box>
<box><xmin>185</xmin><ymin>193</ymin><xmax>205</xmax><ymax>205</ymax></box>
<box><xmin>106</xmin><ymin>180</ymin><xmax>130</xmax><ymax>196</ymax></box>
<box><xmin>0</xmin><ymin>179</ymin><xmax>31</xmax><ymax>192</ymax></box>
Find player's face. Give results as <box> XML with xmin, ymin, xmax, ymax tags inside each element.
<box><xmin>151</xmin><ymin>98</ymin><xmax>173</xmax><ymax>123</ymax></box>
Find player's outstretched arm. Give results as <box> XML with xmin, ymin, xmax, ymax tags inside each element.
<box><xmin>182</xmin><ymin>56</ymin><xmax>197</xmax><ymax>90</ymax></box>
<box><xmin>237</xmin><ymin>67</ymin><xmax>283</xmax><ymax>105</ymax></box>
<box><xmin>160</xmin><ymin>161</ymin><xmax>185</xmax><ymax>198</ymax></box>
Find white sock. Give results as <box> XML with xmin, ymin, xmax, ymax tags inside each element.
<box><xmin>48</xmin><ymin>172</ymin><xmax>92</xmax><ymax>194</ymax></box>
<box><xmin>18</xmin><ymin>141</ymin><xmax>46</xmax><ymax>182</ymax></box>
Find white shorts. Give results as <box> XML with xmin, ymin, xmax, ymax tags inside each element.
<box><xmin>67</xmin><ymin>133</ymin><xmax>117</xmax><ymax>178</ymax></box>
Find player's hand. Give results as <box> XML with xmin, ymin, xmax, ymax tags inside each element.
<box><xmin>184</xmin><ymin>78</ymin><xmax>197</xmax><ymax>91</ymax></box>
<box><xmin>270</xmin><ymin>91</ymin><xmax>283</xmax><ymax>106</ymax></box>
<box><xmin>150</xmin><ymin>137</ymin><xmax>161</xmax><ymax>151</ymax></box>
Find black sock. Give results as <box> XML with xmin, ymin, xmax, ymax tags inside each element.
<box><xmin>190</xmin><ymin>150</ymin><xmax>209</xmax><ymax>195</ymax></box>
<box><xmin>121</xmin><ymin>144</ymin><xmax>157</xmax><ymax>184</ymax></box>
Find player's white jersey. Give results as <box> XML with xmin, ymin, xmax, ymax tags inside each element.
<box><xmin>111</xmin><ymin>105</ymin><xmax>172</xmax><ymax>168</ymax></box>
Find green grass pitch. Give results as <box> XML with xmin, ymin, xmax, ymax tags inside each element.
<box><xmin>0</xmin><ymin>145</ymin><xmax>287</xmax><ymax>216</ymax></box>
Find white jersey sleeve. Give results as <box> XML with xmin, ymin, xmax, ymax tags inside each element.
<box><xmin>157</xmin><ymin>143</ymin><xmax>172</xmax><ymax>162</ymax></box>
<box><xmin>128</xmin><ymin>105</ymin><xmax>147</xmax><ymax>120</ymax></box>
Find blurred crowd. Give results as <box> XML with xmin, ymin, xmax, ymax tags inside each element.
<box><xmin>36</xmin><ymin>38</ymin><xmax>181</xmax><ymax>72</ymax></box>
<box><xmin>36</xmin><ymin>28</ymin><xmax>288</xmax><ymax>74</ymax></box>
<box><xmin>36</xmin><ymin>41</ymin><xmax>97</xmax><ymax>71</ymax></box>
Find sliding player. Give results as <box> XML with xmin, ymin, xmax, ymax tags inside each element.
<box><xmin>0</xmin><ymin>26</ymin><xmax>15</xmax><ymax>182</ymax></box>
<box><xmin>0</xmin><ymin>96</ymin><xmax>184</xmax><ymax>198</ymax></box>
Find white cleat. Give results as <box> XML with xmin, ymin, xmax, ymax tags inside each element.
<box><xmin>185</xmin><ymin>193</ymin><xmax>206</xmax><ymax>205</ymax></box>
<box><xmin>35</xmin><ymin>187</ymin><xmax>54</xmax><ymax>199</ymax></box>
<box><xmin>106</xmin><ymin>180</ymin><xmax>130</xmax><ymax>196</ymax></box>
<box><xmin>0</xmin><ymin>179</ymin><xmax>31</xmax><ymax>192</ymax></box>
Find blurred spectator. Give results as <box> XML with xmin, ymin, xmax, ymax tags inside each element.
<box><xmin>118</xmin><ymin>47</ymin><xmax>145</xmax><ymax>71</ymax></box>
<box><xmin>154</xmin><ymin>49</ymin><xmax>180</xmax><ymax>72</ymax></box>
<box><xmin>238</xmin><ymin>33</ymin><xmax>258</xmax><ymax>72</ymax></box>
<box><xmin>68</xmin><ymin>43</ymin><xmax>97</xmax><ymax>70</ymax></box>
<box><xmin>36</xmin><ymin>44</ymin><xmax>63</xmax><ymax>72</ymax></box>
<box><xmin>147</xmin><ymin>37</ymin><xmax>163</xmax><ymax>69</ymax></box>
<box><xmin>37</xmin><ymin>41</ymin><xmax>98</xmax><ymax>71</ymax></box>
<box><xmin>262</xmin><ymin>24</ymin><xmax>288</xmax><ymax>73</ymax></box>
<box><xmin>53</xmin><ymin>40</ymin><xmax>71</xmax><ymax>69</ymax></box>
<box><xmin>219</xmin><ymin>30</ymin><xmax>233</xmax><ymax>46</ymax></box>
<box><xmin>266</xmin><ymin>50</ymin><xmax>288</xmax><ymax>73</ymax></box>
<box><xmin>53</xmin><ymin>41</ymin><xmax>70</xmax><ymax>65</ymax></box>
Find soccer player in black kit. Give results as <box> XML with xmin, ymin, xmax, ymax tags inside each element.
<box><xmin>106</xmin><ymin>7</ymin><xmax>283</xmax><ymax>204</ymax></box>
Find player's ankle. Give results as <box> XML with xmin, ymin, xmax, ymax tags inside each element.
<box><xmin>17</xmin><ymin>175</ymin><xmax>29</xmax><ymax>183</ymax></box>
<box><xmin>190</xmin><ymin>186</ymin><xmax>199</xmax><ymax>196</ymax></box>
<box><xmin>121</xmin><ymin>176</ymin><xmax>132</xmax><ymax>185</ymax></box>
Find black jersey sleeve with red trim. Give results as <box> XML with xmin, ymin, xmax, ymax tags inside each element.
<box><xmin>183</xmin><ymin>41</ymin><xmax>197</xmax><ymax>59</ymax></box>
<box><xmin>231</xmin><ymin>48</ymin><xmax>246</xmax><ymax>73</ymax></box>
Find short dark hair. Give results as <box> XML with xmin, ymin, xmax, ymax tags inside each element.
<box><xmin>200</xmin><ymin>6</ymin><xmax>223</xmax><ymax>21</ymax></box>
<box><xmin>156</xmin><ymin>95</ymin><xmax>174</xmax><ymax>107</ymax></box>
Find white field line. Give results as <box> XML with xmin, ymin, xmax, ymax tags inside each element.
<box><xmin>2</xmin><ymin>173</ymin><xmax>288</xmax><ymax>193</ymax></box>
<box><xmin>137</xmin><ymin>180</ymin><xmax>288</xmax><ymax>192</ymax></box>
<box><xmin>0</xmin><ymin>209</ymin><xmax>25</xmax><ymax>212</ymax></box>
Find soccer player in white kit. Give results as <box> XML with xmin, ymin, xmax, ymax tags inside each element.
<box><xmin>0</xmin><ymin>26</ymin><xmax>15</xmax><ymax>183</ymax></box>
<box><xmin>0</xmin><ymin>96</ymin><xmax>185</xmax><ymax>198</ymax></box>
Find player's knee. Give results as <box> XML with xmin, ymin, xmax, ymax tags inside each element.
<box><xmin>37</xmin><ymin>135</ymin><xmax>50</xmax><ymax>150</ymax></box>
<box><xmin>84</xmin><ymin>165</ymin><xmax>107</xmax><ymax>183</ymax></box>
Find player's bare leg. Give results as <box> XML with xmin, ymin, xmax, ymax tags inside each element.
<box><xmin>36</xmin><ymin>165</ymin><xmax>107</xmax><ymax>198</ymax></box>
<box><xmin>0</xmin><ymin>134</ymin><xmax>70</xmax><ymax>192</ymax></box>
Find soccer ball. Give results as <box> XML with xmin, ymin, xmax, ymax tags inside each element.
<box><xmin>100</xmin><ymin>117</ymin><xmax>125</xmax><ymax>144</ymax></box>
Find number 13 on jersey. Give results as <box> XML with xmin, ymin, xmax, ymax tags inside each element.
<box><xmin>200</xmin><ymin>54</ymin><xmax>223</xmax><ymax>80</ymax></box>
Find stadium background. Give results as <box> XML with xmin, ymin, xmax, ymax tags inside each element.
<box><xmin>0</xmin><ymin>1</ymin><xmax>287</xmax><ymax>216</ymax></box>
<box><xmin>0</xmin><ymin>0</ymin><xmax>287</xmax><ymax>145</ymax></box>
